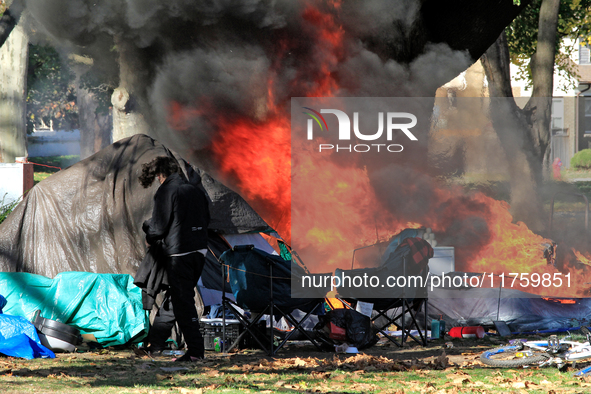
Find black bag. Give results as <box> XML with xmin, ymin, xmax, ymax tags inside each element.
<box><xmin>315</xmin><ymin>309</ymin><xmax>379</xmax><ymax>350</ymax></box>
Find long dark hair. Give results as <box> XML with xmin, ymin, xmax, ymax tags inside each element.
<box><xmin>138</xmin><ymin>156</ymin><xmax>179</xmax><ymax>188</ymax></box>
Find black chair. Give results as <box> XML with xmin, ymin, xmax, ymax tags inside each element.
<box><xmin>335</xmin><ymin>236</ymin><xmax>432</xmax><ymax>347</ymax></box>
<box><xmin>219</xmin><ymin>245</ymin><xmax>329</xmax><ymax>356</ymax></box>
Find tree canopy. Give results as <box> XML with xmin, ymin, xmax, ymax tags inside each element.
<box><xmin>506</xmin><ymin>0</ymin><xmax>591</xmax><ymax>91</ymax></box>
<box><xmin>26</xmin><ymin>45</ymin><xmax>78</xmax><ymax>133</ymax></box>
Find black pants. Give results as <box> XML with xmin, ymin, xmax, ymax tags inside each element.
<box><xmin>150</xmin><ymin>252</ymin><xmax>205</xmax><ymax>356</ymax></box>
<box><xmin>147</xmin><ymin>293</ymin><xmax>175</xmax><ymax>349</ymax></box>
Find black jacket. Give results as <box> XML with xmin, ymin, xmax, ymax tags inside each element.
<box><xmin>134</xmin><ymin>245</ymin><xmax>168</xmax><ymax>310</ymax></box>
<box><xmin>143</xmin><ymin>172</ymin><xmax>210</xmax><ymax>255</ymax></box>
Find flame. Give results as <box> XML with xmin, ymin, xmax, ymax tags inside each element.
<box><xmin>573</xmin><ymin>249</ymin><xmax>591</xmax><ymax>266</ymax></box>
<box><xmin>209</xmin><ymin>1</ymin><xmax>346</xmax><ymax>239</ymax></box>
<box><xmin>211</xmin><ymin>116</ymin><xmax>292</xmax><ymax>239</ymax></box>
<box><xmin>291</xmin><ymin>151</ymin><xmax>410</xmax><ymax>268</ymax></box>
<box><xmin>458</xmin><ymin>196</ymin><xmax>590</xmax><ymax>297</ymax></box>
<box><xmin>167</xmin><ymin>101</ymin><xmax>204</xmax><ymax>131</ymax></box>
<box><xmin>465</xmin><ymin>197</ymin><xmax>551</xmax><ymax>273</ymax></box>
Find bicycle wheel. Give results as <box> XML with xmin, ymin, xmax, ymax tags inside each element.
<box><xmin>480</xmin><ymin>345</ymin><xmax>550</xmax><ymax>368</ymax></box>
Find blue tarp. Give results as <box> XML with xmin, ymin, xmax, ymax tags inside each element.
<box><xmin>0</xmin><ymin>314</ymin><xmax>54</xmax><ymax>359</ymax></box>
<box><xmin>0</xmin><ymin>272</ymin><xmax>149</xmax><ymax>347</ymax></box>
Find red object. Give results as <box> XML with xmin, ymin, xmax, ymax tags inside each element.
<box><xmin>552</xmin><ymin>157</ymin><xmax>562</xmax><ymax>181</ymax></box>
<box><xmin>449</xmin><ymin>326</ymin><xmax>485</xmax><ymax>339</ymax></box>
<box><xmin>329</xmin><ymin>323</ymin><xmax>347</xmax><ymax>341</ymax></box>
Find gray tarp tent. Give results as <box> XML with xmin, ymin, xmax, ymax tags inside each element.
<box><xmin>0</xmin><ymin>134</ymin><xmax>273</xmax><ymax>277</ymax></box>
<box><xmin>427</xmin><ymin>287</ymin><xmax>591</xmax><ymax>333</ymax></box>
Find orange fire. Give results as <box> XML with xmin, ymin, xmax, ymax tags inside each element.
<box><xmin>291</xmin><ymin>149</ymin><xmax>411</xmax><ymax>268</ymax></box>
<box><xmin>573</xmin><ymin>249</ymin><xmax>591</xmax><ymax>266</ymax></box>
<box><xmin>460</xmin><ymin>195</ymin><xmax>589</xmax><ymax>297</ymax></box>
<box><xmin>211</xmin><ymin>116</ymin><xmax>292</xmax><ymax>240</ymax></box>
<box><xmin>210</xmin><ymin>1</ymin><xmax>346</xmax><ymax>239</ymax></box>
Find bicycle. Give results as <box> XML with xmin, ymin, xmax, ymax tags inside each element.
<box><xmin>480</xmin><ymin>327</ymin><xmax>591</xmax><ymax>376</ymax></box>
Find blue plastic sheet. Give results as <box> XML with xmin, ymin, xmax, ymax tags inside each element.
<box><xmin>0</xmin><ymin>314</ymin><xmax>54</xmax><ymax>359</ymax></box>
<box><xmin>0</xmin><ymin>272</ymin><xmax>149</xmax><ymax>347</ymax></box>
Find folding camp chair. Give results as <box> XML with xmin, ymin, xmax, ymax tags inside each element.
<box><xmin>341</xmin><ymin>291</ymin><xmax>429</xmax><ymax>347</ymax></box>
<box><xmin>219</xmin><ymin>245</ymin><xmax>329</xmax><ymax>356</ymax></box>
<box><xmin>336</xmin><ymin>235</ymin><xmax>432</xmax><ymax>347</ymax></box>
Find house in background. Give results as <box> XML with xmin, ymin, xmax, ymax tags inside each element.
<box><xmin>574</xmin><ymin>39</ymin><xmax>591</xmax><ymax>152</ymax></box>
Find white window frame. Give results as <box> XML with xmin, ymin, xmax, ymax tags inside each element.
<box><xmin>585</xmin><ymin>97</ymin><xmax>591</xmax><ymax>135</ymax></box>
<box><xmin>551</xmin><ymin>98</ymin><xmax>565</xmax><ymax>135</ymax></box>
<box><xmin>580</xmin><ymin>38</ymin><xmax>590</xmax><ymax>65</ymax></box>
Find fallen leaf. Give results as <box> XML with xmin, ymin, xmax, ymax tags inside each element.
<box><xmin>452</xmin><ymin>377</ymin><xmax>470</xmax><ymax>385</ymax></box>
<box><xmin>435</xmin><ymin>351</ymin><xmax>449</xmax><ymax>369</ymax></box>
<box><xmin>294</xmin><ymin>358</ymin><xmax>307</xmax><ymax>367</ymax></box>
<box><xmin>204</xmin><ymin>370</ymin><xmax>219</xmax><ymax>377</ymax></box>
<box><xmin>224</xmin><ymin>376</ymin><xmax>236</xmax><ymax>383</ymax></box>
<box><xmin>311</xmin><ymin>371</ymin><xmax>331</xmax><ymax>379</ymax></box>
<box><xmin>511</xmin><ymin>381</ymin><xmax>526</xmax><ymax>389</ymax></box>
<box><xmin>179</xmin><ymin>388</ymin><xmax>202</xmax><ymax>394</ymax></box>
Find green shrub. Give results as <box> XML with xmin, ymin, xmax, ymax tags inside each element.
<box><xmin>571</xmin><ymin>149</ymin><xmax>591</xmax><ymax>169</ymax></box>
<box><xmin>0</xmin><ymin>194</ymin><xmax>18</xmax><ymax>225</ymax></box>
<box><xmin>576</xmin><ymin>181</ymin><xmax>591</xmax><ymax>196</ymax></box>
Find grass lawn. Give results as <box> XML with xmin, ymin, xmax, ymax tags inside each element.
<box><xmin>1</xmin><ymin>336</ymin><xmax>590</xmax><ymax>394</ymax></box>
<box><xmin>14</xmin><ymin>159</ymin><xmax>591</xmax><ymax>393</ymax></box>
<box><xmin>28</xmin><ymin>155</ymin><xmax>80</xmax><ymax>184</ymax></box>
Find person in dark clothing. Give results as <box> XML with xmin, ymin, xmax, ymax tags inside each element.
<box><xmin>138</xmin><ymin>156</ymin><xmax>210</xmax><ymax>362</ymax></box>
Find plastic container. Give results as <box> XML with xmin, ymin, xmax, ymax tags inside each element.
<box><xmin>214</xmin><ymin>337</ymin><xmax>223</xmax><ymax>352</ymax></box>
<box><xmin>449</xmin><ymin>326</ymin><xmax>485</xmax><ymax>339</ymax></box>
<box><xmin>32</xmin><ymin>310</ymin><xmax>81</xmax><ymax>352</ymax></box>
<box><xmin>431</xmin><ymin>319</ymin><xmax>440</xmax><ymax>339</ymax></box>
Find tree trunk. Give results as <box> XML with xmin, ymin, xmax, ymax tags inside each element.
<box><xmin>481</xmin><ymin>0</ymin><xmax>560</xmax><ymax>233</ymax></box>
<box><xmin>523</xmin><ymin>0</ymin><xmax>560</xmax><ymax>178</ymax></box>
<box><xmin>77</xmin><ymin>86</ymin><xmax>112</xmax><ymax>159</ymax></box>
<box><xmin>481</xmin><ymin>31</ymin><xmax>544</xmax><ymax>231</ymax></box>
<box><xmin>111</xmin><ymin>37</ymin><xmax>151</xmax><ymax>142</ymax></box>
<box><xmin>0</xmin><ymin>16</ymin><xmax>28</xmax><ymax>163</ymax></box>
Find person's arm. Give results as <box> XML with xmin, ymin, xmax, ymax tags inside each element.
<box><xmin>144</xmin><ymin>187</ymin><xmax>174</xmax><ymax>244</ymax></box>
